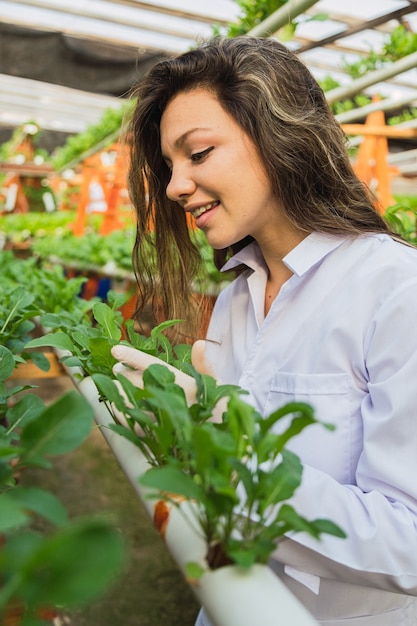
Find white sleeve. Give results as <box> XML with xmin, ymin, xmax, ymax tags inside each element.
<box><xmin>276</xmin><ymin>279</ymin><xmax>417</xmax><ymax>595</ymax></box>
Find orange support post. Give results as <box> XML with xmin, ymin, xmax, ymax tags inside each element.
<box><xmin>346</xmin><ymin>96</ymin><xmax>398</xmax><ymax>213</ymax></box>
<box><xmin>99</xmin><ymin>145</ymin><xmax>127</xmax><ymax>235</ymax></box>
<box><xmin>71</xmin><ymin>165</ymin><xmax>94</xmax><ymax>236</ymax></box>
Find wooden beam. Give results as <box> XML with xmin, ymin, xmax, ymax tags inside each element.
<box><xmin>342</xmin><ymin>125</ymin><xmax>417</xmax><ymax>138</ymax></box>
<box><xmin>0</xmin><ymin>162</ymin><xmax>54</xmax><ymax>176</ymax></box>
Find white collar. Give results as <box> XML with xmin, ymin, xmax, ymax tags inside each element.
<box><xmin>221</xmin><ymin>232</ymin><xmax>349</xmax><ymax>277</ymax></box>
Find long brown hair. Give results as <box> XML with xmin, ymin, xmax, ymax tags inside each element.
<box><xmin>127</xmin><ymin>36</ymin><xmax>394</xmax><ymax>339</ymax></box>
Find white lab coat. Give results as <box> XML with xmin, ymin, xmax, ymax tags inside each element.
<box><xmin>198</xmin><ymin>233</ymin><xmax>417</xmax><ymax>625</ymax></box>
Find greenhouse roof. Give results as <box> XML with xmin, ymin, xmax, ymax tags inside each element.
<box><xmin>0</xmin><ymin>0</ymin><xmax>417</xmax><ymax>134</ymax></box>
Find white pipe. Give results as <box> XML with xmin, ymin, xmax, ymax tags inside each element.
<box><xmin>335</xmin><ymin>93</ymin><xmax>417</xmax><ymax>124</ymax></box>
<box><xmin>77</xmin><ymin>376</ymin><xmax>319</xmax><ymax>626</ymax></box>
<box><xmin>247</xmin><ymin>0</ymin><xmax>319</xmax><ymax>37</ymax></box>
<box><xmin>388</xmin><ymin>148</ymin><xmax>417</xmax><ymax>164</ymax></box>
<box><xmin>326</xmin><ymin>51</ymin><xmax>417</xmax><ymax>104</ymax></box>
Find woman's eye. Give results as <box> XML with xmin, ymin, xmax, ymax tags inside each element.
<box><xmin>191</xmin><ymin>147</ymin><xmax>214</xmax><ymax>163</ymax></box>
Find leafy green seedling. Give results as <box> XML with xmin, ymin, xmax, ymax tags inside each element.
<box><xmin>93</xmin><ymin>362</ymin><xmax>346</xmax><ymax>574</ymax></box>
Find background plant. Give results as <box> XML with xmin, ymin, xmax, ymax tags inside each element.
<box><xmin>0</xmin><ymin>250</ymin><xmax>97</xmax><ymax>377</ymax></box>
<box><xmin>0</xmin><ymin>211</ymin><xmax>77</xmax><ymax>245</ymax></box>
<box><xmin>30</xmin><ymin>227</ymin><xmax>228</xmax><ymax>291</ymax></box>
<box><xmin>0</xmin><ymin>271</ymin><xmax>126</xmax><ymax>624</ymax></box>
<box><xmin>214</xmin><ymin>0</ymin><xmax>328</xmax><ymax>40</ymax></box>
<box><xmin>51</xmin><ymin>103</ymin><xmax>134</xmax><ymax>171</ymax></box>
<box><xmin>384</xmin><ymin>197</ymin><xmax>417</xmax><ymax>245</ymax></box>
<box><xmin>342</xmin><ymin>24</ymin><xmax>417</xmax><ymax>79</ymax></box>
<box><xmin>318</xmin><ymin>24</ymin><xmax>417</xmax><ymax>124</ymax></box>
<box><xmin>0</xmin><ymin>345</ymin><xmax>126</xmax><ymax>624</ymax></box>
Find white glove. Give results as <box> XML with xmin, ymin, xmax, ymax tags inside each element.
<box><xmin>111</xmin><ymin>339</ymin><xmax>217</xmax><ymax>407</ymax></box>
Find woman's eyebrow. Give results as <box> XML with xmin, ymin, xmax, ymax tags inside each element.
<box><xmin>162</xmin><ymin>127</ymin><xmax>211</xmax><ymax>161</ymax></box>
<box><xmin>173</xmin><ymin>127</ymin><xmax>211</xmax><ymax>150</ymax></box>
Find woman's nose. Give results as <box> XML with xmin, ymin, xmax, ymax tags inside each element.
<box><xmin>166</xmin><ymin>167</ymin><xmax>196</xmax><ymax>202</ymax></box>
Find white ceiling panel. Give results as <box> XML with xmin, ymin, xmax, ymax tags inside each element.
<box><xmin>0</xmin><ymin>0</ymin><xmax>417</xmax><ymax>135</ymax></box>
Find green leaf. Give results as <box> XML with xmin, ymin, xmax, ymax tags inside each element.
<box><xmin>310</xmin><ymin>518</ymin><xmax>347</xmax><ymax>539</ymax></box>
<box><xmin>227</xmin><ymin>547</ymin><xmax>257</xmax><ymax>569</ymax></box>
<box><xmin>116</xmin><ymin>372</ymin><xmax>152</xmax><ymax>409</ymax></box>
<box><xmin>184</xmin><ymin>561</ymin><xmax>205</xmax><ymax>581</ymax></box>
<box><xmin>0</xmin><ymin>345</ymin><xmax>15</xmax><ymax>381</ymax></box>
<box><xmin>275</xmin><ymin>504</ymin><xmax>321</xmax><ymax>537</ymax></box>
<box><xmin>228</xmin><ymin>458</ymin><xmax>256</xmax><ymax>501</ymax></box>
<box><xmin>25</xmin><ymin>350</ymin><xmax>51</xmax><ymax>372</ymax></box>
<box><xmin>7</xmin><ymin>487</ymin><xmax>68</xmax><ymax>527</ymax></box>
<box><xmin>142</xmin><ymin>363</ymin><xmax>176</xmax><ymax>388</ymax></box>
<box><xmin>20</xmin><ymin>390</ymin><xmax>93</xmax><ymax>465</ymax></box>
<box><xmin>92</xmin><ymin>302</ymin><xmax>122</xmax><ymax>341</ymax></box>
<box><xmin>26</xmin><ymin>332</ymin><xmax>75</xmax><ymax>353</ymax></box>
<box><xmin>7</xmin><ymin>394</ymin><xmax>45</xmax><ymax>431</ymax></box>
<box><xmin>0</xmin><ymin>493</ymin><xmax>29</xmax><ymax>531</ymax></box>
<box><xmin>0</xmin><ymin>529</ymin><xmax>42</xmax><ymax>575</ymax></box>
<box><xmin>89</xmin><ymin>337</ymin><xmax>117</xmax><ymax>373</ymax></box>
<box><xmin>140</xmin><ymin>466</ymin><xmax>204</xmax><ymax>502</ymax></box>
<box><xmin>192</xmin><ymin>424</ymin><xmax>235</xmax><ymax>476</ymax></box>
<box><xmin>3</xmin><ymin>520</ymin><xmax>126</xmax><ymax>608</ymax></box>
<box><xmin>124</xmin><ymin>321</ymin><xmax>147</xmax><ymax>350</ymax></box>
<box><xmin>226</xmin><ymin>394</ymin><xmax>256</xmax><ymax>444</ymax></box>
<box><xmin>71</xmin><ymin>330</ymin><xmax>92</xmax><ymax>351</ymax></box>
<box><xmin>145</xmin><ymin>385</ymin><xmax>192</xmax><ymax>442</ymax></box>
<box><xmin>173</xmin><ymin>343</ymin><xmax>192</xmax><ymax>369</ymax></box>
<box><xmin>258</xmin><ymin>450</ymin><xmax>303</xmax><ymax>513</ymax></box>
<box><xmin>0</xmin><ymin>442</ymin><xmax>22</xmax><ymax>462</ymax></box>
<box><xmin>154</xmin><ymin>332</ymin><xmax>173</xmax><ymax>363</ymax></box>
<box><xmin>260</xmin><ymin>402</ymin><xmax>315</xmax><ymax>437</ymax></box>
<box><xmin>149</xmin><ymin>318</ymin><xmax>184</xmax><ymax>338</ymax></box>
<box><xmin>106</xmin><ymin>423</ymin><xmax>148</xmax><ymax>450</ymax></box>
<box><xmin>40</xmin><ymin>312</ymin><xmax>67</xmax><ymax>329</ymax></box>
<box><xmin>93</xmin><ymin>373</ymin><xmax>123</xmax><ymax>405</ymax></box>
<box><xmin>61</xmin><ymin>355</ymin><xmax>83</xmax><ymax>367</ymax></box>
<box><xmin>107</xmin><ymin>289</ymin><xmax>129</xmax><ymax>311</ymax></box>
<box><xmin>278</xmin><ymin>22</ymin><xmax>296</xmax><ymax>42</ymax></box>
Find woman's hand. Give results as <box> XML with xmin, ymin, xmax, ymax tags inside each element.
<box><xmin>111</xmin><ymin>339</ymin><xmax>217</xmax><ymax>407</ymax></box>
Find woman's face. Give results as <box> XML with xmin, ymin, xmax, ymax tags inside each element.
<box><xmin>160</xmin><ymin>88</ymin><xmax>286</xmax><ymax>251</ymax></box>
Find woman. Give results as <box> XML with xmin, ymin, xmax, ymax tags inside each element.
<box><xmin>112</xmin><ymin>37</ymin><xmax>417</xmax><ymax>625</ymax></box>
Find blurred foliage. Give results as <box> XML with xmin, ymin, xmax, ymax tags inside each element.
<box><xmin>213</xmin><ymin>0</ymin><xmax>287</xmax><ymax>36</ymax></box>
<box><xmin>343</xmin><ymin>25</ymin><xmax>417</xmax><ymax>79</ymax></box>
<box><xmin>51</xmin><ymin>102</ymin><xmax>135</xmax><ymax>171</ymax></box>
<box><xmin>385</xmin><ymin>196</ymin><xmax>417</xmax><ymax>246</ymax></box>
<box><xmin>320</xmin><ymin>25</ymin><xmax>417</xmax><ymax>122</ymax></box>
<box><xmin>0</xmin><ymin>122</ymin><xmax>48</xmax><ymax>164</ymax></box>
<box><xmin>0</xmin><ymin>210</ymin><xmax>229</xmax><ymax>290</ymax></box>
<box><xmin>0</xmin><ymin>252</ymin><xmax>126</xmax><ymax>624</ymax></box>
<box><xmin>214</xmin><ymin>0</ymin><xmax>328</xmax><ymax>40</ymax></box>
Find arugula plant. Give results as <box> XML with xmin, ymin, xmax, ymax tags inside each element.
<box><xmin>26</xmin><ymin>289</ymin><xmax>194</xmax><ymax>382</ymax></box>
<box><xmin>29</xmin><ymin>305</ymin><xmax>344</xmax><ymax>567</ymax></box>
<box><xmin>26</xmin><ymin>296</ymin><xmax>346</xmax><ymax>574</ymax></box>
<box><xmin>92</xmin><ymin>364</ymin><xmax>346</xmax><ymax>575</ymax></box>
